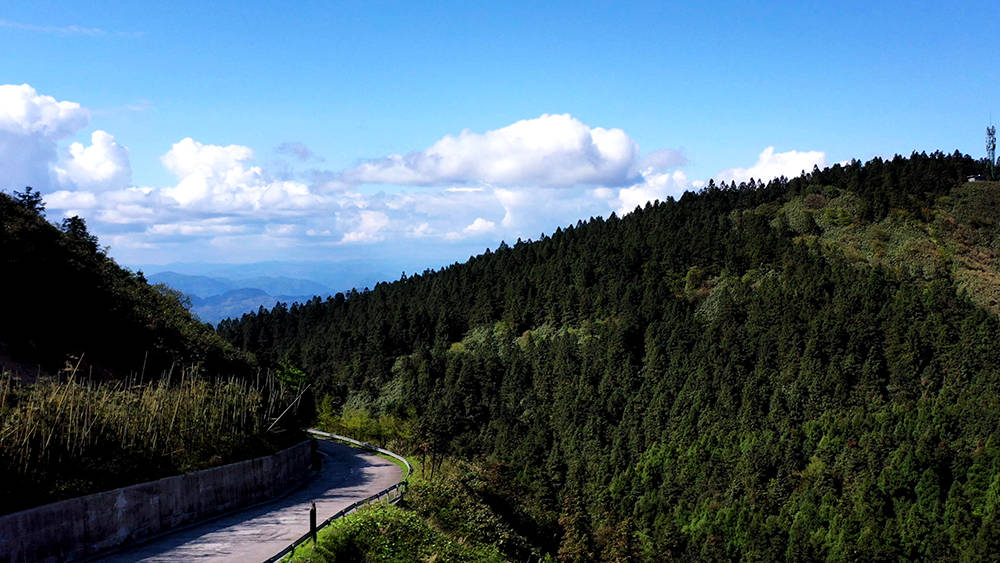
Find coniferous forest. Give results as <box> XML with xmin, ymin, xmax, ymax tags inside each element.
<box><xmin>218</xmin><ymin>152</ymin><xmax>1000</xmax><ymax>560</ymax></box>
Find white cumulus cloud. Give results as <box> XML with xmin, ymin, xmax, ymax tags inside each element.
<box><xmin>464</xmin><ymin>217</ymin><xmax>496</xmax><ymax>234</ymax></box>
<box><xmin>0</xmin><ymin>83</ymin><xmax>90</xmax><ymax>189</ymax></box>
<box><xmin>55</xmin><ymin>130</ymin><xmax>131</xmax><ymax>190</ymax></box>
<box><xmin>345</xmin><ymin>114</ymin><xmax>641</xmax><ymax>188</ymax></box>
<box><xmin>341</xmin><ymin>210</ymin><xmax>390</xmax><ymax>243</ymax></box>
<box><xmin>445</xmin><ymin>216</ymin><xmax>498</xmax><ymax>240</ymax></box>
<box><xmin>715</xmin><ymin>146</ymin><xmax>826</xmax><ymax>184</ymax></box>
<box><xmin>160</xmin><ymin>137</ymin><xmax>319</xmax><ymax>213</ymax></box>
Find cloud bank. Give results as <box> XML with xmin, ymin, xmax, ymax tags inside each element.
<box><xmin>1</xmin><ymin>83</ymin><xmax>828</xmax><ymax>264</ymax></box>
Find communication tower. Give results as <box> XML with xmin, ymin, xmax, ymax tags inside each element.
<box><xmin>989</xmin><ymin>125</ymin><xmax>997</xmax><ymax>180</ymax></box>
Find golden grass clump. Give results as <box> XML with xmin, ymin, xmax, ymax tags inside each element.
<box><xmin>0</xmin><ymin>366</ymin><xmax>291</xmax><ymax>514</ymax></box>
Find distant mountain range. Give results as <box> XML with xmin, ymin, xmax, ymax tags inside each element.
<box><xmin>148</xmin><ymin>271</ymin><xmax>332</xmax><ymax>298</ymax></box>
<box><xmin>147</xmin><ymin>271</ymin><xmax>334</xmax><ymax>324</ymax></box>
<box><xmin>136</xmin><ymin>258</ymin><xmax>478</xmax><ymax>324</ymax></box>
<box><xmin>132</xmin><ymin>260</ymin><xmax>422</xmax><ymax>291</ymax></box>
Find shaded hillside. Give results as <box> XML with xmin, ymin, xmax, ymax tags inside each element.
<box><xmin>0</xmin><ymin>189</ymin><xmax>306</xmax><ymax>516</ymax></box>
<box><xmin>0</xmin><ymin>188</ymin><xmax>249</xmax><ymax>378</ymax></box>
<box><xmin>220</xmin><ymin>152</ymin><xmax>1000</xmax><ymax>560</ymax></box>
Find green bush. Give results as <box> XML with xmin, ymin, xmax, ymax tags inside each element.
<box><xmin>288</xmin><ymin>504</ymin><xmax>505</xmax><ymax>563</ymax></box>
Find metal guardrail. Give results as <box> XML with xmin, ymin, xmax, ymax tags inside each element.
<box><xmin>263</xmin><ymin>430</ymin><xmax>411</xmax><ymax>562</ymax></box>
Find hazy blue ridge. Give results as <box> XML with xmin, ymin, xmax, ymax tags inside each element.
<box><xmin>147</xmin><ymin>271</ymin><xmax>332</xmax><ymax>299</ymax></box>
<box><xmin>148</xmin><ymin>271</ymin><xmax>233</xmax><ymax>297</ymax></box>
<box><xmin>146</xmin><ymin>271</ymin><xmax>336</xmax><ymax>324</ymax></box>
<box><xmin>134</xmin><ymin>261</ymin><xmax>406</xmax><ymax>294</ymax></box>
<box><xmin>189</xmin><ymin>290</ymin><xmax>322</xmax><ymax>324</ymax></box>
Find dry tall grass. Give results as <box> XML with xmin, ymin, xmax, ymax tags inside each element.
<box><xmin>0</xmin><ymin>366</ymin><xmax>293</xmax><ymax>514</ymax></box>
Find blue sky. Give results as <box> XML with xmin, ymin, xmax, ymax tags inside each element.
<box><xmin>1</xmin><ymin>1</ymin><xmax>997</xmax><ymax>273</ymax></box>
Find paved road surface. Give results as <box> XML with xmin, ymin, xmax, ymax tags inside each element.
<box><xmin>96</xmin><ymin>440</ymin><xmax>402</xmax><ymax>562</ymax></box>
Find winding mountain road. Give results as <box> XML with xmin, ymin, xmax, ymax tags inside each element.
<box><xmin>94</xmin><ymin>440</ymin><xmax>402</xmax><ymax>562</ymax></box>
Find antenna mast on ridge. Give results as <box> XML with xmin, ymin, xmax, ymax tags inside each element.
<box><xmin>988</xmin><ymin>124</ymin><xmax>997</xmax><ymax>180</ymax></box>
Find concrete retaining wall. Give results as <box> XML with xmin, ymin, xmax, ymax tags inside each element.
<box><xmin>0</xmin><ymin>440</ymin><xmax>312</xmax><ymax>563</ymax></box>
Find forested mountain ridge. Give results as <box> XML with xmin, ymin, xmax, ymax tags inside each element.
<box><xmin>221</xmin><ymin>151</ymin><xmax>1000</xmax><ymax>561</ymax></box>
<box><xmin>0</xmin><ymin>188</ymin><xmax>249</xmax><ymax>378</ymax></box>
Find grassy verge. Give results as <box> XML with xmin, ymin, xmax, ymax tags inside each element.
<box><xmin>286</xmin><ymin>455</ymin><xmax>555</xmax><ymax>562</ymax></box>
<box><xmin>287</xmin><ymin>503</ymin><xmax>505</xmax><ymax>563</ymax></box>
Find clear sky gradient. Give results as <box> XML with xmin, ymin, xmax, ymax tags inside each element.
<box><xmin>1</xmin><ymin>1</ymin><xmax>997</xmax><ymax>271</ymax></box>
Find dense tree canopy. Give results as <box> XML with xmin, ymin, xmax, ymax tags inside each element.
<box><xmin>223</xmin><ymin>151</ymin><xmax>998</xmax><ymax>559</ymax></box>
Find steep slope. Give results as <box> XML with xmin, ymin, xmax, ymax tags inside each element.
<box><xmin>220</xmin><ymin>152</ymin><xmax>1000</xmax><ymax>560</ymax></box>
<box><xmin>0</xmin><ymin>189</ymin><xmax>301</xmax><ymax>516</ymax></box>
<box><xmin>0</xmin><ymin>188</ymin><xmax>249</xmax><ymax>378</ymax></box>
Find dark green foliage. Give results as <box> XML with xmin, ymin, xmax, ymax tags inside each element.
<box><xmin>405</xmin><ymin>461</ymin><xmax>553</xmax><ymax>561</ymax></box>
<box><xmin>0</xmin><ymin>188</ymin><xmax>249</xmax><ymax>377</ymax></box>
<box><xmin>222</xmin><ymin>152</ymin><xmax>1000</xmax><ymax>560</ymax></box>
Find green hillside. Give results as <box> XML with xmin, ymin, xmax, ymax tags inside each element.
<box><xmin>231</xmin><ymin>152</ymin><xmax>1000</xmax><ymax>559</ymax></box>
<box><xmin>0</xmin><ymin>188</ymin><xmax>249</xmax><ymax>378</ymax></box>
<box><xmin>0</xmin><ymin>189</ymin><xmax>302</xmax><ymax>515</ymax></box>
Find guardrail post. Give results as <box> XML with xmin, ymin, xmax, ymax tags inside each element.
<box><xmin>310</xmin><ymin>502</ymin><xmax>317</xmax><ymax>545</ymax></box>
